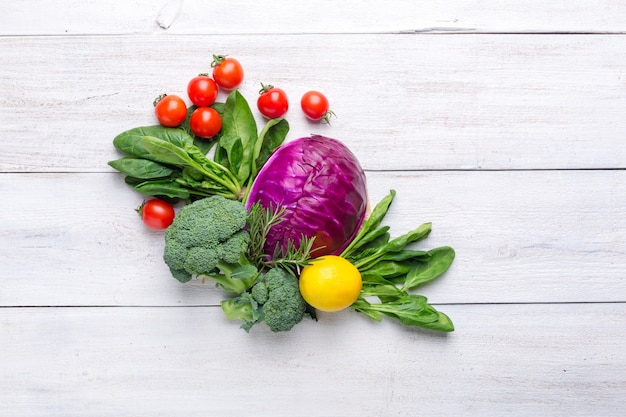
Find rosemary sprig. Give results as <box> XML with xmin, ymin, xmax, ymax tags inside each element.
<box><xmin>269</xmin><ymin>234</ymin><xmax>319</xmax><ymax>275</ymax></box>
<box><xmin>247</xmin><ymin>202</ymin><xmax>321</xmax><ymax>274</ymax></box>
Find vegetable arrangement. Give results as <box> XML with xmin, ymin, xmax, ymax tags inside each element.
<box><xmin>109</xmin><ymin>55</ymin><xmax>455</xmax><ymax>333</ymax></box>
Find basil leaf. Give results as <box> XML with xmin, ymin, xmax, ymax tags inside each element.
<box><xmin>401</xmin><ymin>246</ymin><xmax>455</xmax><ymax>291</ymax></box>
<box><xmin>108</xmin><ymin>157</ymin><xmax>174</xmax><ymax>179</ymax></box>
<box><xmin>113</xmin><ymin>126</ymin><xmax>194</xmax><ymax>159</ymax></box>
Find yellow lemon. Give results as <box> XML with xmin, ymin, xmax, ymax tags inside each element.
<box><xmin>299</xmin><ymin>255</ymin><xmax>362</xmax><ymax>312</ymax></box>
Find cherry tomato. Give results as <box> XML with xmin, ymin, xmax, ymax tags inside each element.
<box><xmin>301</xmin><ymin>90</ymin><xmax>334</xmax><ymax>123</ymax></box>
<box><xmin>211</xmin><ymin>55</ymin><xmax>244</xmax><ymax>90</ymax></box>
<box><xmin>257</xmin><ymin>84</ymin><xmax>289</xmax><ymax>119</ymax></box>
<box><xmin>154</xmin><ymin>94</ymin><xmax>187</xmax><ymax>127</ymax></box>
<box><xmin>190</xmin><ymin>107</ymin><xmax>222</xmax><ymax>139</ymax></box>
<box><xmin>187</xmin><ymin>75</ymin><xmax>218</xmax><ymax>107</ymax></box>
<box><xmin>137</xmin><ymin>199</ymin><xmax>175</xmax><ymax>230</ymax></box>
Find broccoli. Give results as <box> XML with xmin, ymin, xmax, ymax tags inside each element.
<box><xmin>221</xmin><ymin>268</ymin><xmax>309</xmax><ymax>333</ymax></box>
<box><xmin>163</xmin><ymin>196</ymin><xmax>257</xmax><ymax>292</ymax></box>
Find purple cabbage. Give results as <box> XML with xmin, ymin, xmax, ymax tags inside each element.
<box><xmin>246</xmin><ymin>135</ymin><xmax>368</xmax><ymax>257</ymax></box>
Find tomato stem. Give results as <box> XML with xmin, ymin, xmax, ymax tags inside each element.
<box><xmin>153</xmin><ymin>93</ymin><xmax>167</xmax><ymax>107</ymax></box>
<box><xmin>211</xmin><ymin>54</ymin><xmax>227</xmax><ymax>68</ymax></box>
<box><xmin>258</xmin><ymin>83</ymin><xmax>274</xmax><ymax>95</ymax></box>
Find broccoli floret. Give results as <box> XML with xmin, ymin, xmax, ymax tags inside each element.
<box><xmin>250</xmin><ymin>280</ymin><xmax>269</xmax><ymax>305</ymax></box>
<box><xmin>262</xmin><ymin>268</ymin><xmax>307</xmax><ymax>332</ymax></box>
<box><xmin>223</xmin><ymin>268</ymin><xmax>308</xmax><ymax>333</ymax></box>
<box><xmin>163</xmin><ymin>196</ymin><xmax>256</xmax><ymax>291</ymax></box>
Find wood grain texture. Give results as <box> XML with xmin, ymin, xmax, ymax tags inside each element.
<box><xmin>1</xmin><ymin>304</ymin><xmax>625</xmax><ymax>417</ymax></box>
<box><xmin>1</xmin><ymin>35</ymin><xmax>625</xmax><ymax>172</ymax></box>
<box><xmin>2</xmin><ymin>0</ymin><xmax>626</xmax><ymax>35</ymax></box>
<box><xmin>2</xmin><ymin>170</ymin><xmax>624</xmax><ymax>306</ymax></box>
<box><xmin>2</xmin><ymin>1</ymin><xmax>625</xmax><ymax>415</ymax></box>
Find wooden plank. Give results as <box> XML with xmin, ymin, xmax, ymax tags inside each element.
<box><xmin>1</xmin><ymin>34</ymin><xmax>625</xmax><ymax>172</ymax></box>
<box><xmin>1</xmin><ymin>303</ymin><xmax>624</xmax><ymax>416</ymax></box>
<box><xmin>1</xmin><ymin>170</ymin><xmax>624</xmax><ymax>306</ymax></box>
<box><xmin>2</xmin><ymin>0</ymin><xmax>626</xmax><ymax>35</ymax></box>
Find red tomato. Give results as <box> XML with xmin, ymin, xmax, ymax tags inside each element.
<box><xmin>137</xmin><ymin>199</ymin><xmax>175</xmax><ymax>230</ymax></box>
<box><xmin>257</xmin><ymin>84</ymin><xmax>289</xmax><ymax>119</ymax></box>
<box><xmin>190</xmin><ymin>107</ymin><xmax>222</xmax><ymax>139</ymax></box>
<box><xmin>211</xmin><ymin>55</ymin><xmax>244</xmax><ymax>90</ymax></box>
<box><xmin>301</xmin><ymin>90</ymin><xmax>334</xmax><ymax>123</ymax></box>
<box><xmin>154</xmin><ymin>94</ymin><xmax>187</xmax><ymax>127</ymax></box>
<box><xmin>187</xmin><ymin>75</ymin><xmax>218</xmax><ymax>107</ymax></box>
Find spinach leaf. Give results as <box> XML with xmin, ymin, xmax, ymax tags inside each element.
<box><xmin>220</xmin><ymin>90</ymin><xmax>258</xmax><ymax>184</ymax></box>
<box><xmin>360</xmin><ymin>260</ymin><xmax>412</xmax><ymax>278</ymax></box>
<box><xmin>382</xmin><ymin>222</ymin><xmax>432</xmax><ymax>253</ymax></box>
<box><xmin>126</xmin><ymin>177</ymin><xmax>191</xmax><ymax>199</ymax></box>
<box><xmin>141</xmin><ymin>136</ymin><xmax>196</xmax><ymax>166</ymax></box>
<box><xmin>401</xmin><ymin>246</ymin><xmax>455</xmax><ymax>291</ymax></box>
<box><xmin>113</xmin><ymin>126</ymin><xmax>194</xmax><ymax>159</ymax></box>
<box><xmin>218</xmin><ymin>134</ymin><xmax>245</xmax><ymax>180</ymax></box>
<box><xmin>341</xmin><ymin>190</ymin><xmax>396</xmax><ymax>258</ymax></box>
<box><xmin>251</xmin><ymin>117</ymin><xmax>289</xmax><ymax>181</ymax></box>
<box><xmin>380</xmin><ymin>249</ymin><xmax>430</xmax><ymax>262</ymax></box>
<box><xmin>108</xmin><ymin>157</ymin><xmax>173</xmax><ymax>179</ymax></box>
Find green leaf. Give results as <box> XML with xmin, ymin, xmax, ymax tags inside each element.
<box><xmin>141</xmin><ymin>136</ymin><xmax>195</xmax><ymax>166</ymax></box>
<box><xmin>341</xmin><ymin>190</ymin><xmax>396</xmax><ymax>258</ymax></box>
<box><xmin>113</xmin><ymin>126</ymin><xmax>194</xmax><ymax>159</ymax></box>
<box><xmin>251</xmin><ymin>118</ymin><xmax>289</xmax><ymax>179</ymax></box>
<box><xmin>193</xmin><ymin>136</ymin><xmax>217</xmax><ymax>156</ymax></box>
<box><xmin>420</xmin><ymin>312</ymin><xmax>455</xmax><ymax>332</ymax></box>
<box><xmin>221</xmin><ymin>90</ymin><xmax>258</xmax><ymax>184</ymax></box>
<box><xmin>366</xmin><ymin>190</ymin><xmax>396</xmax><ymax>231</ymax></box>
<box><xmin>218</xmin><ymin>134</ymin><xmax>245</xmax><ymax>180</ymax></box>
<box><xmin>380</xmin><ymin>249</ymin><xmax>430</xmax><ymax>262</ymax></box>
<box><xmin>360</xmin><ymin>271</ymin><xmax>394</xmax><ymax>286</ymax></box>
<box><xmin>383</xmin><ymin>222</ymin><xmax>432</xmax><ymax>253</ymax></box>
<box><xmin>230</xmin><ymin>264</ymin><xmax>258</xmax><ymax>280</ymax></box>
<box><xmin>108</xmin><ymin>157</ymin><xmax>174</xmax><ymax>179</ymax></box>
<box><xmin>401</xmin><ymin>246</ymin><xmax>455</xmax><ymax>291</ymax></box>
<box><xmin>361</xmin><ymin>260</ymin><xmax>412</xmax><ymax>278</ymax></box>
<box><xmin>361</xmin><ymin>283</ymin><xmax>404</xmax><ymax>301</ymax></box>
<box><xmin>345</xmin><ymin>227</ymin><xmax>390</xmax><ymax>261</ymax></box>
<box><xmin>128</xmin><ymin>177</ymin><xmax>191</xmax><ymax>199</ymax></box>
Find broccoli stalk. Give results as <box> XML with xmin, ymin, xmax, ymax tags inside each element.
<box><xmin>199</xmin><ymin>260</ymin><xmax>257</xmax><ymax>294</ymax></box>
<box><xmin>221</xmin><ymin>268</ymin><xmax>309</xmax><ymax>333</ymax></box>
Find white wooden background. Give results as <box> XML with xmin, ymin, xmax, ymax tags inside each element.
<box><xmin>1</xmin><ymin>1</ymin><xmax>625</xmax><ymax>416</ymax></box>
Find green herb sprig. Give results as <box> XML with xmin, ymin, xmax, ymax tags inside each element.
<box><xmin>247</xmin><ymin>201</ymin><xmax>320</xmax><ymax>275</ymax></box>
